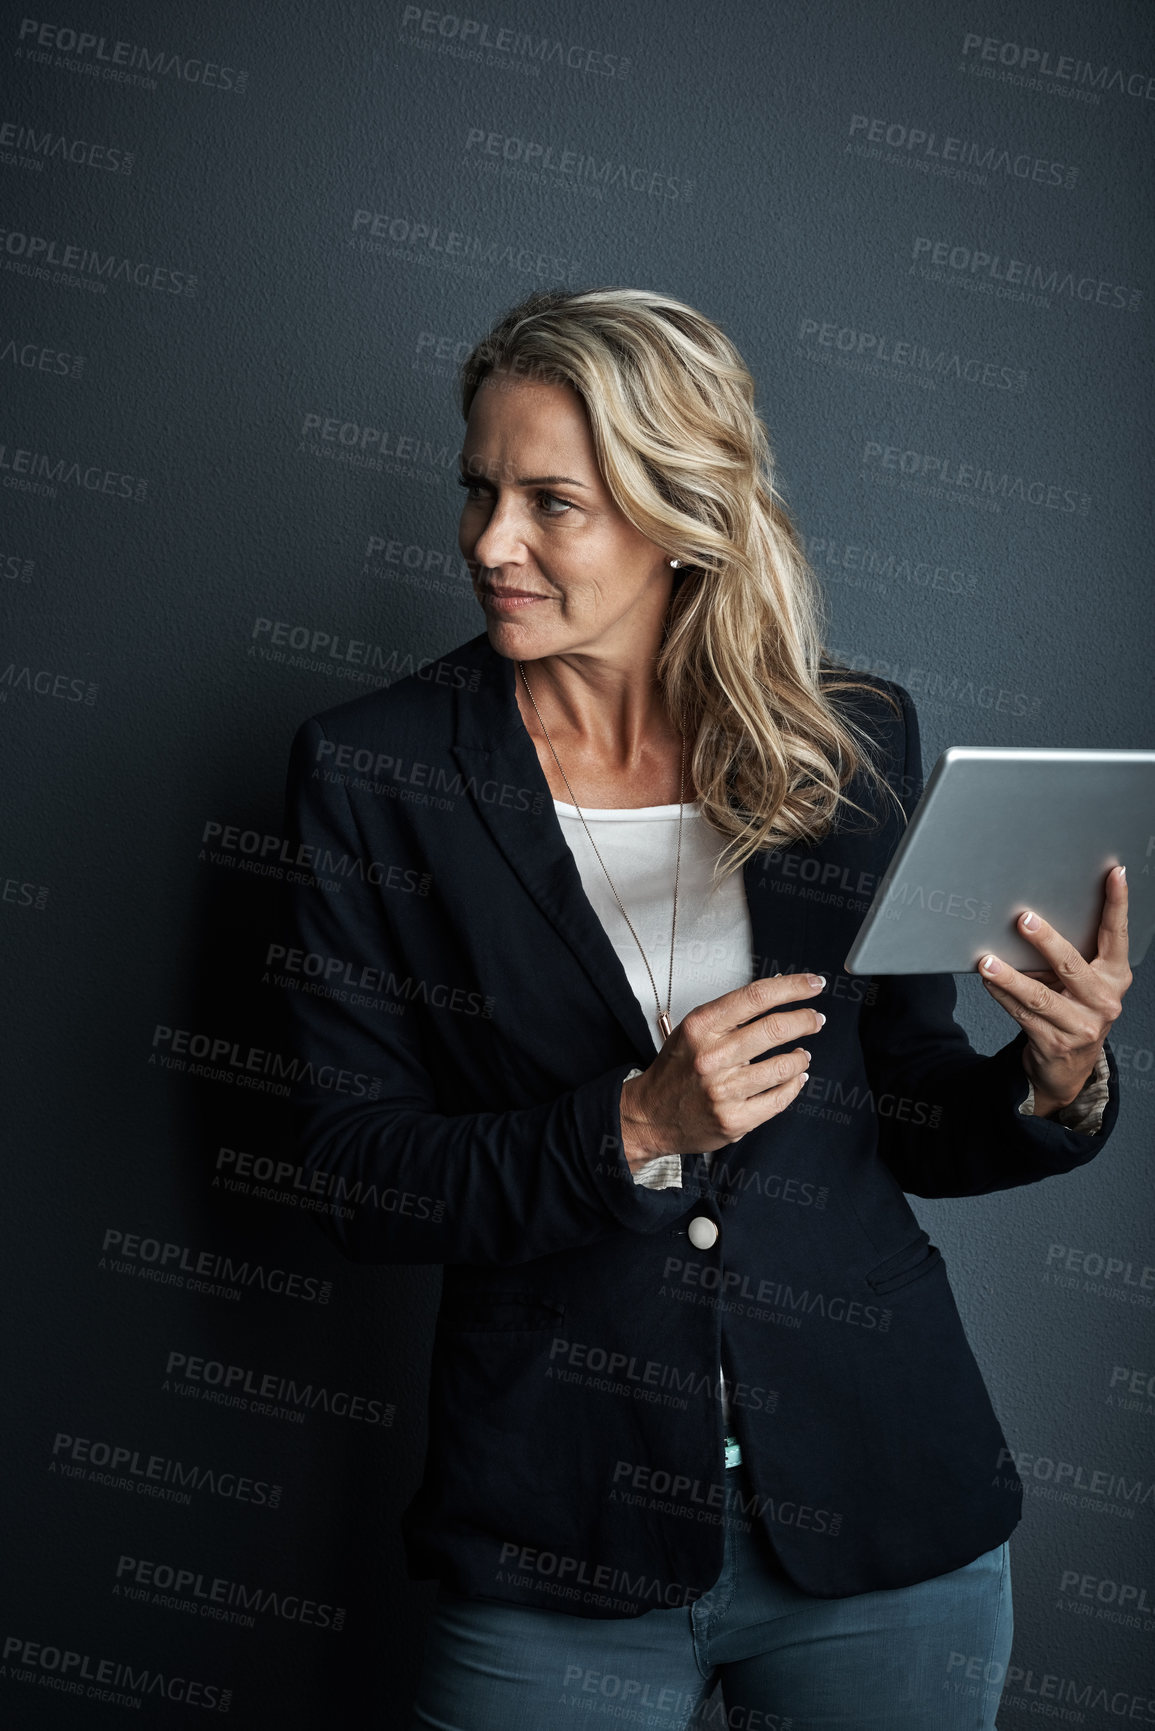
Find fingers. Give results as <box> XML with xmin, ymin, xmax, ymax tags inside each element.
<box><xmin>1096</xmin><ymin>864</ymin><xmax>1131</xmax><ymax>975</ymax></box>
<box><xmin>977</xmin><ymin>943</ymin><xmax>1116</xmax><ymax>1049</ymax></box>
<box><xmin>978</xmin><ymin>956</ymin><xmax>1091</xmax><ymax>1047</ymax></box>
<box><xmin>699</xmin><ymin>971</ymin><xmax>826</xmax><ymax>1039</ymax></box>
<box><xmin>996</xmin><ymin>869</ymin><xmax>1130</xmax><ymax>995</ymax></box>
<box><xmin>680</xmin><ymin>972</ymin><xmax>828</xmax><ymax>1087</ymax></box>
<box><xmin>744</xmin><ymin>1046</ymin><xmax>812</xmax><ymax>1100</ymax></box>
<box><xmin>750</xmin><ymin>975</ymin><xmax>826</xmax><ymax>1064</ymax></box>
<box><xmin>1000</xmin><ymin>907</ymin><xmax>1094</xmax><ymax>993</ymax></box>
<box><xmin>977</xmin><ymin>873</ymin><xmax>1131</xmax><ymax>1102</ymax></box>
<box><xmin>977</xmin><ymin>865</ymin><xmax>1129</xmax><ymax>1029</ymax></box>
<box><xmin>702</xmin><ymin>1049</ymin><xmax>812</xmax><ymax>1145</ymax></box>
<box><xmin>695</xmin><ymin>1004</ymin><xmax>825</xmax><ymax>1076</ymax></box>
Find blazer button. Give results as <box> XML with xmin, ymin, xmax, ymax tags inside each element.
<box><xmin>688</xmin><ymin>1216</ymin><xmax>719</xmax><ymax>1250</ymax></box>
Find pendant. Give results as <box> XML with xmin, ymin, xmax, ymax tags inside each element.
<box><xmin>657</xmin><ymin>1011</ymin><xmax>673</xmax><ymax>1042</ymax></box>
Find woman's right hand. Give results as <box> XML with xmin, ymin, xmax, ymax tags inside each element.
<box><xmin>619</xmin><ymin>972</ymin><xmax>827</xmax><ymax>1172</ymax></box>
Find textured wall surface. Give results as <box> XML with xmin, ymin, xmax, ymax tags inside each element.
<box><xmin>3</xmin><ymin>0</ymin><xmax>1153</xmax><ymax>1723</ymax></box>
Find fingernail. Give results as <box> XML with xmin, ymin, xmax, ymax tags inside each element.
<box><xmin>1020</xmin><ymin>911</ymin><xmax>1039</xmax><ymax>930</ymax></box>
<box><xmin>980</xmin><ymin>954</ymin><xmax>1001</xmax><ymax>974</ymax></box>
<box><xmin>1117</xmin><ymin>865</ymin><xmax>1127</xmax><ymax>883</ymax></box>
<box><xmin>806</xmin><ymin>974</ymin><xmax>826</xmax><ymax>988</ymax></box>
<box><xmin>815</xmin><ymin>1012</ymin><xmax>827</xmax><ymax>1027</ymax></box>
<box><xmin>800</xmin><ymin>1049</ymin><xmax>812</xmax><ymax>1062</ymax></box>
<box><xmin>799</xmin><ymin>1072</ymin><xmax>810</xmax><ymax>1085</ymax></box>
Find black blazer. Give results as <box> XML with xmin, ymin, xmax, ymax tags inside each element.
<box><xmin>280</xmin><ymin>629</ymin><xmax>1120</xmax><ymax>1613</ymax></box>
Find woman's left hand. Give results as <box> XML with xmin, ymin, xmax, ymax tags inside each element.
<box><xmin>977</xmin><ymin>864</ymin><xmax>1131</xmax><ymax>1118</ymax></box>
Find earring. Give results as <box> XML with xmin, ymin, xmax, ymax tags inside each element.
<box><xmin>668</xmin><ymin>558</ymin><xmax>683</xmax><ymax>568</ymax></box>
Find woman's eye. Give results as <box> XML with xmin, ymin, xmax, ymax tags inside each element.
<box><xmin>454</xmin><ymin>478</ymin><xmax>573</xmax><ymax>517</ymax></box>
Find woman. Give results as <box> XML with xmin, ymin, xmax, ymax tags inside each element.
<box><xmin>281</xmin><ymin>288</ymin><xmax>1128</xmax><ymax>1730</ymax></box>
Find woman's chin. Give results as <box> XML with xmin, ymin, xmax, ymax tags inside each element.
<box><xmin>484</xmin><ymin>614</ymin><xmax>551</xmax><ymax>654</ymax></box>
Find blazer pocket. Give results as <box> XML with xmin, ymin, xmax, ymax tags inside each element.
<box><xmin>436</xmin><ymin>1290</ymin><xmax>566</xmax><ymax>1334</ymax></box>
<box><xmin>865</xmin><ymin>1231</ymin><xmax>944</xmax><ymax>1296</ymax></box>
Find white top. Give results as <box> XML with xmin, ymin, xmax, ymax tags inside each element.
<box><xmin>553</xmin><ymin>795</ymin><xmax>754</xmax><ymax>1190</ymax></box>
<box><xmin>555</xmin><ymin>795</ymin><xmax>753</xmax><ymax>1429</ymax></box>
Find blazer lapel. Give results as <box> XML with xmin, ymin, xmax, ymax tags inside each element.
<box><xmin>451</xmin><ymin>642</ymin><xmax>660</xmax><ymax>1063</ymax></box>
<box><xmin>450</xmin><ymin>635</ymin><xmax>811</xmax><ymax>1061</ymax></box>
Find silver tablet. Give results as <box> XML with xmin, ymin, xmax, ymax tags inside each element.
<box><xmin>844</xmin><ymin>747</ymin><xmax>1155</xmax><ymax>975</ymax></box>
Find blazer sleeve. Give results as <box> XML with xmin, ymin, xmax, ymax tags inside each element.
<box><xmin>856</xmin><ymin>683</ymin><xmax>1122</xmax><ymax>1199</ymax></box>
<box><xmin>279</xmin><ymin>717</ymin><xmax>701</xmax><ymax>1266</ymax></box>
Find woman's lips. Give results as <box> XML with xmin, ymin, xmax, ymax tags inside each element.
<box><xmin>483</xmin><ymin>590</ymin><xmax>549</xmax><ymax>610</ymax></box>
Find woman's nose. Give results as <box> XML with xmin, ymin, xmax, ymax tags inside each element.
<box><xmin>469</xmin><ymin>499</ymin><xmax>525</xmax><ymax>569</ymax></box>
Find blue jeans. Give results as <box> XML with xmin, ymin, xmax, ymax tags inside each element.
<box><xmin>409</xmin><ymin>1481</ymin><xmax>1013</xmax><ymax>1729</ymax></box>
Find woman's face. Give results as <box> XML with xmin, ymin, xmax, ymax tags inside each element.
<box><xmin>457</xmin><ymin>366</ymin><xmax>674</xmax><ymax>662</ymax></box>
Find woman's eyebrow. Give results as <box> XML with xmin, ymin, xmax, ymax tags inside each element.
<box><xmin>513</xmin><ymin>473</ymin><xmax>590</xmax><ymax>488</ymax></box>
<box><xmin>458</xmin><ymin>466</ymin><xmax>591</xmax><ymax>489</ymax></box>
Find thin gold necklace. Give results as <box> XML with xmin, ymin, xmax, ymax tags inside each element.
<box><xmin>517</xmin><ymin>660</ymin><xmax>687</xmax><ymax>1044</ymax></box>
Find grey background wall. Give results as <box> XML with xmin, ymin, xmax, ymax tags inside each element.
<box><xmin>3</xmin><ymin>0</ymin><xmax>1153</xmax><ymax>1723</ymax></box>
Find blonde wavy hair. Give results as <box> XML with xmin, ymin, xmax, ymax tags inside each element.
<box><xmin>459</xmin><ymin>286</ymin><xmax>905</xmax><ymax>883</ymax></box>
